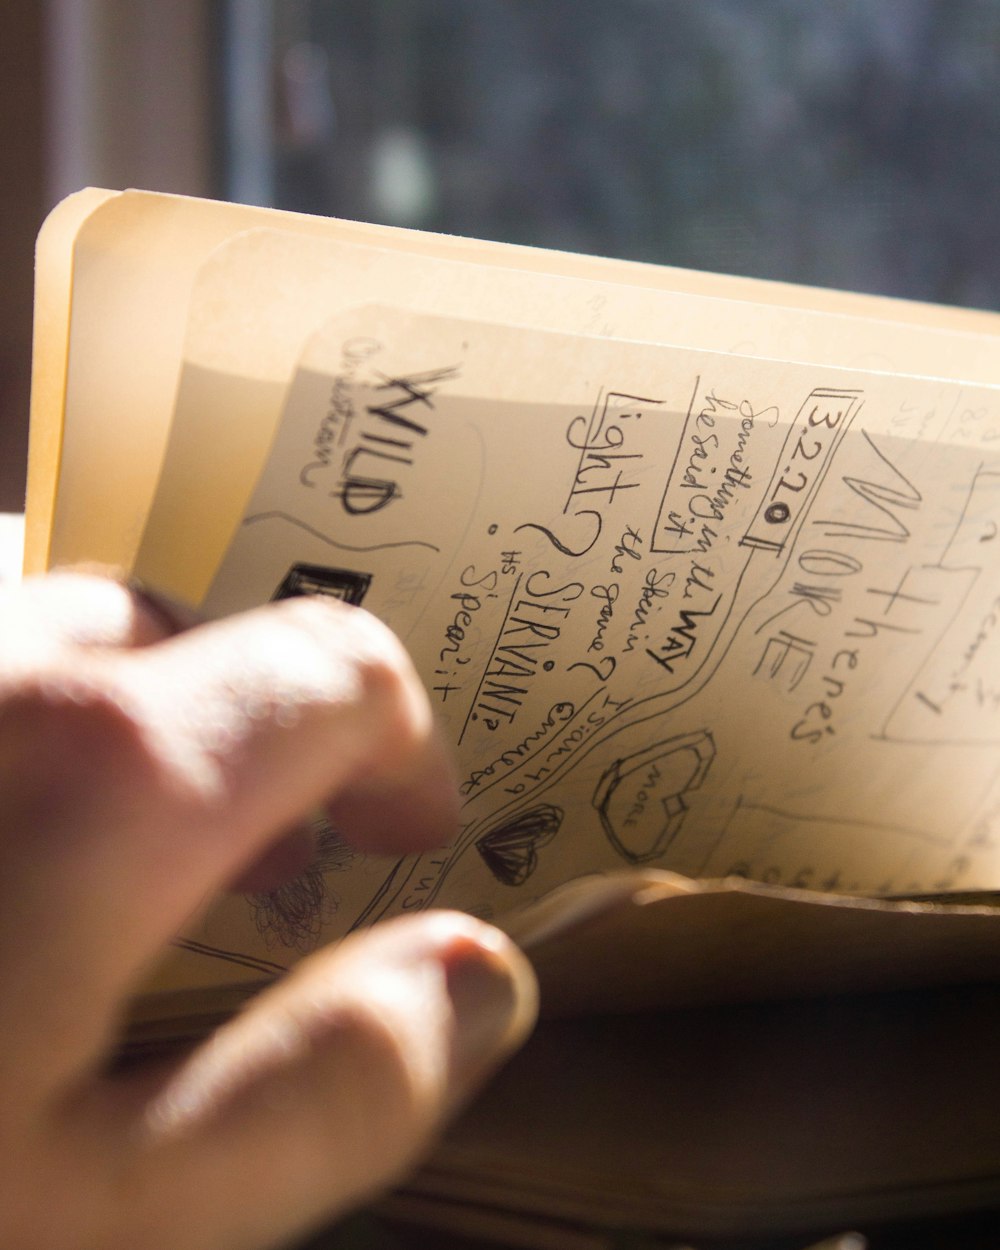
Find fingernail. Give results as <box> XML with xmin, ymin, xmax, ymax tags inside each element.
<box><xmin>439</xmin><ymin>925</ymin><xmax>538</xmax><ymax>1095</ymax></box>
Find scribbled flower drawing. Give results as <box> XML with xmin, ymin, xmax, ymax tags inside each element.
<box><xmin>247</xmin><ymin>816</ymin><xmax>363</xmax><ymax>951</ymax></box>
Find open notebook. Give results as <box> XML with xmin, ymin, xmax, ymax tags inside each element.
<box><xmin>25</xmin><ymin>188</ymin><xmax>1000</xmax><ymax>1238</ymax></box>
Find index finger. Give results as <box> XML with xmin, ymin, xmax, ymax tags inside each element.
<box><xmin>0</xmin><ymin>596</ymin><xmax>458</xmax><ymax>1090</ymax></box>
<box><xmin>0</xmin><ymin>570</ymin><xmax>199</xmax><ymax>654</ymax></box>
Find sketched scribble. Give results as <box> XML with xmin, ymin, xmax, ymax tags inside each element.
<box><xmin>476</xmin><ymin>804</ymin><xmax>563</xmax><ymax>887</ymax></box>
<box><xmin>247</xmin><ymin>817</ymin><xmax>362</xmax><ymax>951</ymax></box>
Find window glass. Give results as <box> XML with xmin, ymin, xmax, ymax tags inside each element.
<box><xmin>222</xmin><ymin>0</ymin><xmax>1000</xmax><ymax>307</ymax></box>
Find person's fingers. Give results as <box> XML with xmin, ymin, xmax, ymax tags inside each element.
<box><xmin>3</xmin><ymin>573</ymin><xmax>400</xmax><ymax>900</ymax></box>
<box><xmin>227</xmin><ymin>822</ymin><xmax>318</xmax><ymax>894</ymax></box>
<box><xmin>0</xmin><ymin>570</ymin><xmax>199</xmax><ymax>653</ymax></box>
<box><xmin>0</xmin><ymin>595</ymin><xmax>459</xmax><ymax>1092</ymax></box>
<box><xmin>121</xmin><ymin>591</ymin><xmax>462</xmax><ymax>873</ymax></box>
<box><xmin>54</xmin><ymin>914</ymin><xmax>538</xmax><ymax>1250</ymax></box>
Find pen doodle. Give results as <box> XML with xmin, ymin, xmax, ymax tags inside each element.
<box><xmin>881</xmin><ymin>467</ymin><xmax>1000</xmax><ymax>745</ymax></box>
<box><xmin>475</xmin><ymin>805</ymin><xmax>564</xmax><ymax>886</ymax></box>
<box><xmin>244</xmin><ymin>510</ymin><xmax>440</xmax><ymax>553</ymax></box>
<box><xmin>516</xmin><ymin>390</ymin><xmax>662</xmax><ymax>558</ymax></box>
<box><xmin>174</xmin><ymin>938</ymin><xmax>288</xmax><ymax>977</ymax></box>
<box><xmin>247</xmin><ymin>817</ymin><xmax>363</xmax><ymax>951</ymax></box>
<box><xmin>593</xmin><ymin>731</ymin><xmax>716</xmax><ymax>864</ymax></box>
<box><xmin>458</xmin><ymin>571</ymin><xmax>582</xmax><ymax>740</ymax></box>
<box><xmin>200</xmin><ymin>298</ymin><xmax>1000</xmax><ymax>958</ymax></box>
<box><xmin>299</xmin><ymin>363</ymin><xmax>462</xmax><ymax>514</ymax></box>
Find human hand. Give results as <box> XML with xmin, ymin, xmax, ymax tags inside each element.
<box><xmin>0</xmin><ymin>572</ymin><xmax>537</xmax><ymax>1250</ymax></box>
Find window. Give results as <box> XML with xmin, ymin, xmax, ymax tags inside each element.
<box><xmin>218</xmin><ymin>0</ymin><xmax>1000</xmax><ymax>307</ymax></box>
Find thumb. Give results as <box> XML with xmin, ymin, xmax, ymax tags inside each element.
<box><xmin>92</xmin><ymin>914</ymin><xmax>537</xmax><ymax>1250</ymax></box>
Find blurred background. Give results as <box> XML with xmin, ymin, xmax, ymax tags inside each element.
<box><xmin>2</xmin><ymin>0</ymin><xmax>1000</xmax><ymax>508</ymax></box>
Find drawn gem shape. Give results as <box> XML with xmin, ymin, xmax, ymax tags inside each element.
<box><xmin>592</xmin><ymin>731</ymin><xmax>716</xmax><ymax>864</ymax></box>
<box><xmin>475</xmin><ymin>805</ymin><xmax>564</xmax><ymax>887</ymax></box>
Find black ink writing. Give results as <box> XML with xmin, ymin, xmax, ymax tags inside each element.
<box><xmin>333</xmin><ymin>364</ymin><xmax>459</xmax><ymax>515</ymax></box>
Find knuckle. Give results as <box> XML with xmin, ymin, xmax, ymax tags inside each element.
<box><xmin>294</xmin><ymin>991</ymin><xmax>443</xmax><ymax>1179</ymax></box>
<box><xmin>354</xmin><ymin>647</ymin><xmax>431</xmax><ymax>779</ymax></box>
<box><xmin>273</xmin><ymin>597</ymin><xmax>426</xmax><ymax>741</ymax></box>
<box><xmin>354</xmin><ymin>627</ymin><xmax>415</xmax><ymax>712</ymax></box>
<box><xmin>0</xmin><ymin>663</ymin><xmax>159</xmax><ymax>805</ymax></box>
<box><xmin>272</xmin><ymin>593</ymin><xmax>356</xmax><ymax>638</ymax></box>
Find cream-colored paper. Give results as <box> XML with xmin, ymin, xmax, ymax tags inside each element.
<box><xmin>133</xmin><ymin>228</ymin><xmax>1000</xmax><ymax>605</ymax></box>
<box><xmin>142</xmin><ymin>299</ymin><xmax>1000</xmax><ymax>979</ymax></box>
<box><xmin>28</xmin><ymin>189</ymin><xmax>1000</xmax><ymax>995</ymax></box>
<box><xmin>35</xmin><ymin>190</ymin><xmax>999</xmax><ymax>580</ymax></box>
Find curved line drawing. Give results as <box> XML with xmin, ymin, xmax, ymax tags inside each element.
<box><xmin>244</xmin><ymin>510</ymin><xmax>440</xmax><ymax>553</ymax></box>
<box><xmin>475</xmin><ymin>804</ymin><xmax>563</xmax><ymax>886</ymax></box>
<box><xmin>732</xmin><ymin>799</ymin><xmax>948</xmax><ymax>848</ymax></box>
<box><xmin>246</xmin><ymin>819</ymin><xmax>363</xmax><ymax>951</ymax></box>
<box><xmin>347</xmin><ymin>858</ymin><xmax>410</xmax><ymax>933</ymax></box>
<box><xmin>173</xmin><ymin>939</ymin><xmax>287</xmax><ymax>977</ymax></box>
<box><xmin>593</xmin><ymin>731</ymin><xmax>716</xmax><ymax>864</ymax></box>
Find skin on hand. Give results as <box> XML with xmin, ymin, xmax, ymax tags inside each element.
<box><xmin>0</xmin><ymin>572</ymin><xmax>538</xmax><ymax>1250</ymax></box>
